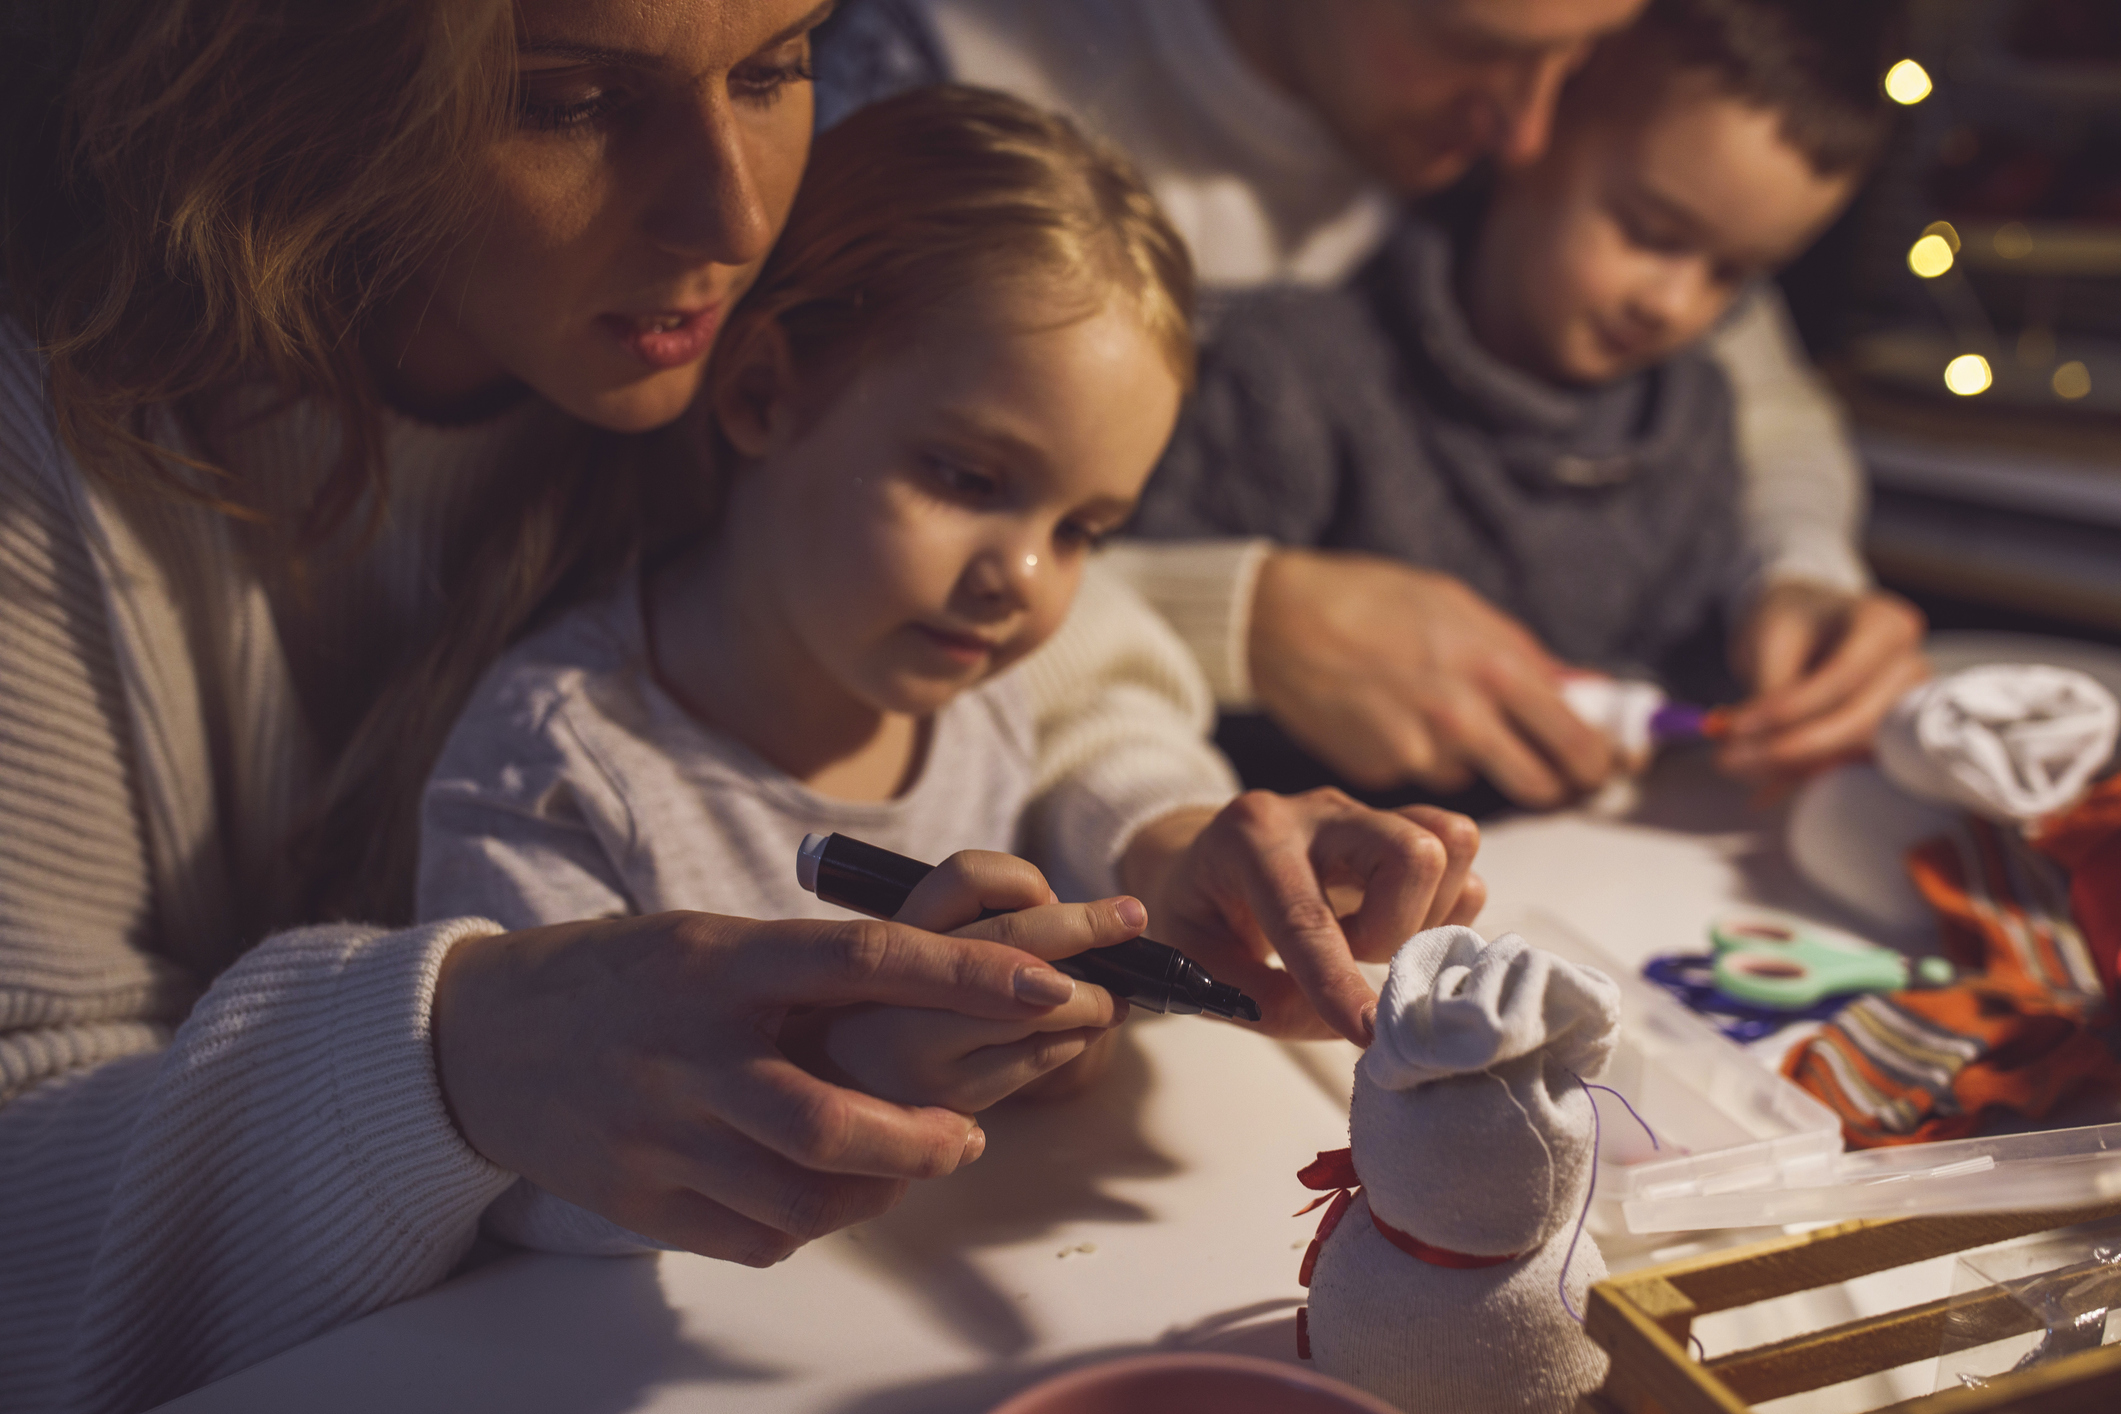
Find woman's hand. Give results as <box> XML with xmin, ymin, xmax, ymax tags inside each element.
<box><xmin>1119</xmin><ymin>790</ymin><xmax>1485</xmax><ymax>1043</ymax></box>
<box><xmin>431</xmin><ymin>909</ymin><xmax>1085</xmax><ymax>1267</ymax></box>
<box><xmin>1719</xmin><ymin>583</ymin><xmax>1930</xmax><ymax>785</ymax></box>
<box><xmin>807</xmin><ymin>851</ymin><xmax>1137</xmax><ymax>1112</ymax></box>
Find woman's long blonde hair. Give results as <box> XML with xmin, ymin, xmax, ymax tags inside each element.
<box><xmin>3</xmin><ymin>0</ymin><xmax>666</xmax><ymax>927</ymax></box>
<box><xmin>4</xmin><ymin>0</ymin><xmax>512</xmax><ymax>525</ymax></box>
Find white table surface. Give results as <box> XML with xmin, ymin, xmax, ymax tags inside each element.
<box><xmin>153</xmin><ymin>728</ymin><xmax>2070</xmax><ymax>1414</ymax></box>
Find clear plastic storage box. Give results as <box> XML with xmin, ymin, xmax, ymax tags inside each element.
<box><xmin>1518</xmin><ymin>909</ymin><xmax>2121</xmax><ymax>1234</ymax></box>
<box><xmin>1512</xmin><ymin>910</ymin><xmax>1841</xmax><ymax>1236</ymax></box>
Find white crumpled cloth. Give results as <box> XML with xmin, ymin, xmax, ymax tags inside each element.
<box><xmin>1559</xmin><ymin>676</ymin><xmax>1666</xmax><ymax>772</ymax></box>
<box><xmin>1874</xmin><ymin>665</ymin><xmax>2119</xmax><ymax>823</ymax></box>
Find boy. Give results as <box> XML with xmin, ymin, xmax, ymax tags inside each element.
<box><xmin>1131</xmin><ymin>0</ymin><xmax>1921</xmax><ymax>715</ymax></box>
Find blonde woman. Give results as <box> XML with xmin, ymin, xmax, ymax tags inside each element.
<box><xmin>0</xmin><ymin>3</ymin><xmax>1481</xmax><ymax>1409</ymax></box>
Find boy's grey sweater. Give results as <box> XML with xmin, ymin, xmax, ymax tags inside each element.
<box><xmin>1130</xmin><ymin>217</ymin><xmax>1745</xmax><ymax>683</ymax></box>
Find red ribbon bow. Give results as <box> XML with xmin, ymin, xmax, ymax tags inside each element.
<box><xmin>1292</xmin><ymin>1148</ymin><xmax>1521</xmax><ymax>1360</ymax></box>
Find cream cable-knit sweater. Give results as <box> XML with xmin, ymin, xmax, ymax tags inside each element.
<box><xmin>0</xmin><ymin>318</ymin><xmax>1235</xmax><ymax>1413</ymax></box>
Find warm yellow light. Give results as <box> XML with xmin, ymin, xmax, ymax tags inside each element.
<box><xmin>1885</xmin><ymin>59</ymin><xmax>1934</xmax><ymax>105</ymax></box>
<box><xmin>2054</xmin><ymin>361</ymin><xmax>2092</xmax><ymax>400</ymax></box>
<box><xmin>1921</xmin><ymin>220</ymin><xmax>1962</xmax><ymax>252</ymax></box>
<box><xmin>1908</xmin><ymin>233</ymin><xmax>1956</xmax><ymax>278</ymax></box>
<box><xmin>1944</xmin><ymin>354</ymin><xmax>1993</xmax><ymax>396</ymax></box>
<box><xmin>1994</xmin><ymin>222</ymin><xmax>2035</xmax><ymax>260</ymax></box>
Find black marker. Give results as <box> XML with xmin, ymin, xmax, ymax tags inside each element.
<box><xmin>796</xmin><ymin>832</ymin><xmax>1262</xmax><ymax>1022</ymax></box>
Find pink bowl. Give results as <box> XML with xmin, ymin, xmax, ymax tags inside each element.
<box><xmin>988</xmin><ymin>1352</ymin><xmax>1403</xmax><ymax>1414</ymax></box>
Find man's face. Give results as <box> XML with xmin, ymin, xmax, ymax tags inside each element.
<box><xmin>1260</xmin><ymin>0</ymin><xmax>1648</xmax><ymax>195</ymax></box>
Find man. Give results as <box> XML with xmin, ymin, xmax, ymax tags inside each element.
<box><xmin>817</xmin><ymin>0</ymin><xmax>1926</xmax><ymax>807</ymax></box>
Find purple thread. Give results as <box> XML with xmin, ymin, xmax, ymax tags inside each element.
<box><xmin>1558</xmin><ymin>1071</ymin><xmax>1660</xmax><ymax>1324</ymax></box>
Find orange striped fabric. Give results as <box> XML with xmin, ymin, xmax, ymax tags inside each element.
<box><xmin>1783</xmin><ymin>775</ymin><xmax>2121</xmax><ymax>1149</ymax></box>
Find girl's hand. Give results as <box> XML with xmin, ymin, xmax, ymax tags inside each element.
<box><xmin>431</xmin><ymin>908</ymin><xmax>1084</xmax><ymax>1268</ymax></box>
<box><xmin>1719</xmin><ymin>583</ymin><xmax>1930</xmax><ymax>785</ymax></box>
<box><xmin>808</xmin><ymin>851</ymin><xmax>1138</xmax><ymax>1112</ymax></box>
<box><xmin>1119</xmin><ymin>790</ymin><xmax>1485</xmax><ymax>1044</ymax></box>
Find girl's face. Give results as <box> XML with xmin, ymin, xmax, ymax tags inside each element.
<box><xmin>370</xmin><ymin>0</ymin><xmax>829</xmax><ymax>429</ymax></box>
<box><xmin>721</xmin><ymin>291</ymin><xmax>1183</xmax><ymax>718</ymax></box>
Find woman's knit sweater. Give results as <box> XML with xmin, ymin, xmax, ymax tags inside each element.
<box><xmin>0</xmin><ymin>316</ymin><xmax>1236</xmax><ymax>1413</ymax></box>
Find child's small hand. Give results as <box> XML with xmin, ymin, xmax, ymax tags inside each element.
<box><xmin>807</xmin><ymin>850</ymin><xmax>1141</xmax><ymax>1112</ymax></box>
<box><xmin>1719</xmin><ymin>583</ymin><xmax>1929</xmax><ymax>785</ymax></box>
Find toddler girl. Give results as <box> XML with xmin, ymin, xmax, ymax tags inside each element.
<box><xmin>418</xmin><ymin>84</ymin><xmax>1197</xmax><ymax>1150</ymax></box>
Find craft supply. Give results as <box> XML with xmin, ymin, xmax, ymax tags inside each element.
<box><xmin>1554</xmin><ymin>1070</ymin><xmax>1660</xmax><ymax>1322</ymax></box>
<box><xmin>1297</xmin><ymin>927</ymin><xmax>1618</xmax><ymax>1414</ymax></box>
<box><xmin>2030</xmin><ymin>770</ymin><xmax>2121</xmax><ymax>1003</ymax></box>
<box><xmin>1640</xmin><ymin>953</ymin><xmax>1844</xmax><ymax>1042</ymax></box>
<box><xmin>1708</xmin><ymin>907</ymin><xmax>1953</xmax><ymax>1011</ymax></box>
<box><xmin>1875</xmin><ymin>664</ymin><xmax>2119</xmax><ymax>823</ymax></box>
<box><xmin>1580</xmin><ymin>1197</ymin><xmax>2121</xmax><ymax>1412</ymax></box>
<box><xmin>1513</xmin><ymin>909</ymin><xmax>1841</xmax><ymax>1237</ymax></box>
<box><xmin>1560</xmin><ymin>677</ymin><xmax>1728</xmax><ymax>772</ymax></box>
<box><xmin>1784</xmin><ymin>806</ymin><xmax>2121</xmax><ymax>1148</ymax></box>
<box><xmin>794</xmin><ymin>833</ymin><xmax>1261</xmax><ymax>1021</ymax></box>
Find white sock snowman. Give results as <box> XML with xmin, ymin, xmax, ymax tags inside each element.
<box><xmin>1298</xmin><ymin>926</ymin><xmax>1622</xmax><ymax>1414</ymax></box>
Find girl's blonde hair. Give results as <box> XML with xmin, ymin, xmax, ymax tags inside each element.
<box><xmin>711</xmin><ymin>84</ymin><xmax>1195</xmax><ymax>452</ymax></box>
<box><xmin>4</xmin><ymin>1</ymin><xmax>665</xmax><ymax>927</ymax></box>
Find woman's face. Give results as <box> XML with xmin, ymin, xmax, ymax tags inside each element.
<box><xmin>372</xmin><ymin>0</ymin><xmax>830</xmax><ymax>429</ymax></box>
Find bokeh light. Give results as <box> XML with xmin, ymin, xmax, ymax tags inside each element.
<box><xmin>1908</xmin><ymin>233</ymin><xmax>1955</xmax><ymax>278</ymax></box>
<box><xmin>2053</xmin><ymin>361</ymin><xmax>2092</xmax><ymax>400</ymax></box>
<box><xmin>1944</xmin><ymin>354</ymin><xmax>1993</xmax><ymax>396</ymax></box>
<box><xmin>1993</xmin><ymin>222</ymin><xmax>2035</xmax><ymax>260</ymax></box>
<box><xmin>1884</xmin><ymin>59</ymin><xmax>1934</xmax><ymax>105</ymax></box>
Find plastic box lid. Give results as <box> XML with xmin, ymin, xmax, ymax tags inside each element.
<box><xmin>1512</xmin><ymin>910</ymin><xmax>1842</xmax><ymax>1237</ymax></box>
<box><xmin>1518</xmin><ymin>909</ymin><xmax>2121</xmax><ymax>1234</ymax></box>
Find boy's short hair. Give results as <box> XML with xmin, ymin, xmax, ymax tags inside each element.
<box><xmin>1637</xmin><ymin>0</ymin><xmax>1906</xmax><ymax>176</ymax></box>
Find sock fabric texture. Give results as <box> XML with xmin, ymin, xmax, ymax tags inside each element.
<box><xmin>1784</xmin><ymin>774</ymin><xmax>2121</xmax><ymax>1147</ymax></box>
<box><xmin>1302</xmin><ymin>928</ymin><xmax>1618</xmax><ymax>1414</ymax></box>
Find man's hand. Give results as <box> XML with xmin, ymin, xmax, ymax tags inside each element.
<box><xmin>1248</xmin><ymin>548</ymin><xmax>1613</xmax><ymax>806</ymax></box>
<box><xmin>1720</xmin><ymin>582</ymin><xmax>1929</xmax><ymax>784</ymax></box>
<box><xmin>1119</xmin><ymin>790</ymin><xmax>1485</xmax><ymax>1042</ymax></box>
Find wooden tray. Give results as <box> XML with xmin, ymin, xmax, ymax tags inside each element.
<box><xmin>1580</xmin><ymin>1199</ymin><xmax>2121</xmax><ymax>1413</ymax></box>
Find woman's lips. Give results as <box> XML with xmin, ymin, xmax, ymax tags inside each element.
<box><xmin>913</xmin><ymin>624</ymin><xmax>1002</xmax><ymax>664</ymax></box>
<box><xmin>598</xmin><ymin>304</ymin><xmax>723</xmax><ymax>371</ymax></box>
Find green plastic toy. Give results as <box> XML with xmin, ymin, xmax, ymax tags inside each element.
<box><xmin>1709</xmin><ymin>908</ymin><xmax>1954</xmax><ymax>1010</ymax></box>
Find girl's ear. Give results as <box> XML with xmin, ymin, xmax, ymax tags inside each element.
<box><xmin>711</xmin><ymin>317</ymin><xmax>797</xmax><ymax>459</ymax></box>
